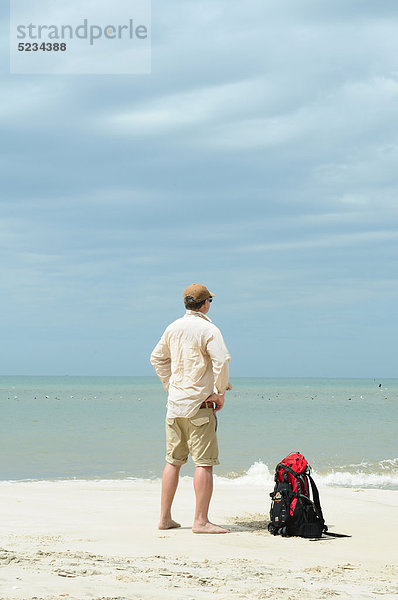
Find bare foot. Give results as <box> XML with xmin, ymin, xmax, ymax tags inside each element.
<box><xmin>158</xmin><ymin>519</ymin><xmax>181</xmax><ymax>530</ymax></box>
<box><xmin>192</xmin><ymin>521</ymin><xmax>230</xmax><ymax>534</ymax></box>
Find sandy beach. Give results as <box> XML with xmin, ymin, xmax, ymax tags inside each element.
<box><xmin>0</xmin><ymin>479</ymin><xmax>397</xmax><ymax>599</ymax></box>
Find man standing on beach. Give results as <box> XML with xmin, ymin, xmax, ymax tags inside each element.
<box><xmin>150</xmin><ymin>284</ymin><xmax>231</xmax><ymax>534</ymax></box>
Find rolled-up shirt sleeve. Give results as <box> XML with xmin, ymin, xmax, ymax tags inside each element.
<box><xmin>206</xmin><ymin>328</ymin><xmax>231</xmax><ymax>394</ymax></box>
<box><xmin>150</xmin><ymin>335</ymin><xmax>171</xmax><ymax>391</ymax></box>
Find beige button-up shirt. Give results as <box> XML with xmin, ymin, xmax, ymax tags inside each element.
<box><xmin>150</xmin><ymin>310</ymin><xmax>231</xmax><ymax>418</ymax></box>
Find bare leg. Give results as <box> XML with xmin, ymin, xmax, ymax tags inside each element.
<box><xmin>158</xmin><ymin>463</ymin><xmax>181</xmax><ymax>529</ymax></box>
<box><xmin>192</xmin><ymin>466</ymin><xmax>230</xmax><ymax>533</ymax></box>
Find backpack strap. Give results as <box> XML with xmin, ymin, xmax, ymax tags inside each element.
<box><xmin>308</xmin><ymin>474</ymin><xmax>326</xmax><ymax>526</ymax></box>
<box><xmin>277</xmin><ymin>463</ymin><xmax>301</xmax><ymax>479</ymax></box>
<box><xmin>308</xmin><ymin>475</ymin><xmax>351</xmax><ymax>538</ymax></box>
<box><xmin>323</xmin><ymin>530</ymin><xmax>352</xmax><ymax>538</ymax></box>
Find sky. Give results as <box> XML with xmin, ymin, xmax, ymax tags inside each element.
<box><xmin>1</xmin><ymin>0</ymin><xmax>398</xmax><ymax>377</ymax></box>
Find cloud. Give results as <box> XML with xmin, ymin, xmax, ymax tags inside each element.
<box><xmin>105</xmin><ymin>78</ymin><xmax>269</xmax><ymax>136</ymax></box>
<box><xmin>237</xmin><ymin>230</ymin><xmax>398</xmax><ymax>253</ymax></box>
<box><xmin>1</xmin><ymin>0</ymin><xmax>398</xmax><ymax>374</ymax></box>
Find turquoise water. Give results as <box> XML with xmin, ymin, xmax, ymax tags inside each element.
<box><xmin>1</xmin><ymin>376</ymin><xmax>397</xmax><ymax>488</ymax></box>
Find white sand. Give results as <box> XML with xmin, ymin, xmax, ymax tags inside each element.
<box><xmin>0</xmin><ymin>479</ymin><xmax>397</xmax><ymax>599</ymax></box>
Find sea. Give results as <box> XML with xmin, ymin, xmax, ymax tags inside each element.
<box><xmin>1</xmin><ymin>376</ymin><xmax>397</xmax><ymax>489</ymax></box>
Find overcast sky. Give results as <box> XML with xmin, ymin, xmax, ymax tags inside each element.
<box><xmin>1</xmin><ymin>0</ymin><xmax>398</xmax><ymax>377</ymax></box>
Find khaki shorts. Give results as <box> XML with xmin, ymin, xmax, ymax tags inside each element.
<box><xmin>165</xmin><ymin>407</ymin><xmax>219</xmax><ymax>467</ymax></box>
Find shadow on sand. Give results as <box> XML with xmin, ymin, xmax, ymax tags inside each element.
<box><xmin>227</xmin><ymin>513</ymin><xmax>270</xmax><ymax>533</ymax></box>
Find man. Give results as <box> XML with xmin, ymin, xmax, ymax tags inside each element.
<box><xmin>150</xmin><ymin>284</ymin><xmax>231</xmax><ymax>534</ymax></box>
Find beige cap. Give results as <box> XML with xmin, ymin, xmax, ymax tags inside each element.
<box><xmin>183</xmin><ymin>284</ymin><xmax>215</xmax><ymax>302</ymax></box>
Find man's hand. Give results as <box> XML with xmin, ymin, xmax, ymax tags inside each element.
<box><xmin>206</xmin><ymin>393</ymin><xmax>225</xmax><ymax>412</ymax></box>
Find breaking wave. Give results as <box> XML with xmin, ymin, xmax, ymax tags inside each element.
<box><xmin>213</xmin><ymin>459</ymin><xmax>398</xmax><ymax>490</ymax></box>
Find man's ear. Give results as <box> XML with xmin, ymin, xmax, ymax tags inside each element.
<box><xmin>199</xmin><ymin>299</ymin><xmax>208</xmax><ymax>313</ymax></box>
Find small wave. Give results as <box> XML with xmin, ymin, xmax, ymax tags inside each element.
<box><xmin>335</xmin><ymin>458</ymin><xmax>398</xmax><ymax>472</ymax></box>
<box><xmin>314</xmin><ymin>470</ymin><xmax>398</xmax><ymax>489</ymax></box>
<box><xmin>214</xmin><ymin>461</ymin><xmax>274</xmax><ymax>487</ymax></box>
<box><xmin>213</xmin><ymin>460</ymin><xmax>398</xmax><ymax>490</ymax></box>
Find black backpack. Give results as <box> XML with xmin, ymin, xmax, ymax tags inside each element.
<box><xmin>268</xmin><ymin>452</ymin><xmax>349</xmax><ymax>539</ymax></box>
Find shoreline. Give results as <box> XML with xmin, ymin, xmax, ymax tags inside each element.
<box><xmin>1</xmin><ymin>463</ymin><xmax>398</xmax><ymax>490</ymax></box>
<box><xmin>1</xmin><ymin>480</ymin><xmax>397</xmax><ymax>599</ymax></box>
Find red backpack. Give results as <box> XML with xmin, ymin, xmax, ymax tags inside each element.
<box><xmin>268</xmin><ymin>452</ymin><xmax>328</xmax><ymax>538</ymax></box>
